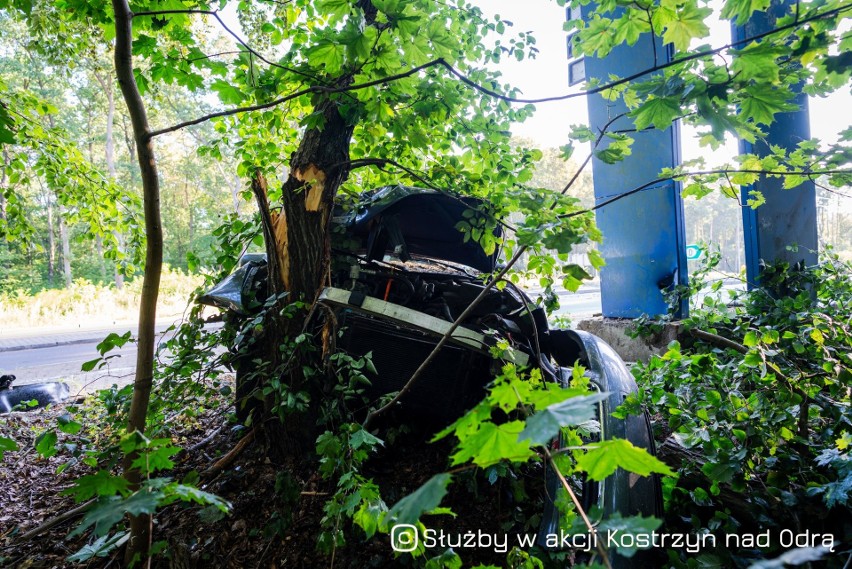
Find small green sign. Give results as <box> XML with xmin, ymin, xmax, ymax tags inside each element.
<box><xmin>685</xmin><ymin>244</ymin><xmax>703</xmax><ymax>260</ymax></box>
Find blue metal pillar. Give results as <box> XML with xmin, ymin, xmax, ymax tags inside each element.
<box><xmin>572</xmin><ymin>9</ymin><xmax>688</xmax><ymax>318</ymax></box>
<box><xmin>733</xmin><ymin>2</ymin><xmax>818</xmax><ymax>286</ymax></box>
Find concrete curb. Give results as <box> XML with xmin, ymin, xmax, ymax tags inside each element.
<box><xmin>0</xmin><ymin>335</ymin><xmax>111</xmax><ymax>354</ymax></box>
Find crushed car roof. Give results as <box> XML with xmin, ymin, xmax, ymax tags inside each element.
<box><xmin>337</xmin><ymin>185</ymin><xmax>500</xmax><ymax>273</ymax></box>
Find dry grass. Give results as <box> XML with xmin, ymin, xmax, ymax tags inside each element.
<box><xmin>0</xmin><ymin>268</ymin><xmax>202</xmax><ymax>330</ymax></box>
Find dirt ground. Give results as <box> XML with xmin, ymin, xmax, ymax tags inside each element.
<box><xmin>0</xmin><ymin>392</ymin><xmax>547</xmax><ymax>569</ymax></box>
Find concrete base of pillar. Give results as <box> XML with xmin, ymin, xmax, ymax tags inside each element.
<box><xmin>575</xmin><ymin>317</ymin><xmax>682</xmax><ymax>363</ymax></box>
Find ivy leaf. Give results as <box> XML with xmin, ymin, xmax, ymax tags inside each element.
<box><xmin>386</xmin><ymin>473</ymin><xmax>452</xmax><ymax>525</ymax></box>
<box><xmin>576</xmin><ymin>439</ymin><xmax>676</xmax><ymax>481</ymax></box>
<box><xmin>57</xmin><ymin>413</ymin><xmax>82</xmax><ymax>435</ymax></box>
<box><xmin>749</xmin><ymin>546</ymin><xmax>832</xmax><ymax>568</ymax></box>
<box><xmin>452</xmin><ymin>421</ymin><xmax>536</xmax><ymax>467</ymax></box>
<box><xmin>519</xmin><ymin>392</ymin><xmax>609</xmax><ymax>446</ymax></box>
<box><xmin>701</xmin><ymin>460</ymin><xmax>738</xmax><ymax>484</ymax></box>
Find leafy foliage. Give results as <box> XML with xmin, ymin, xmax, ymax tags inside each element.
<box><xmin>634</xmin><ymin>255</ymin><xmax>852</xmax><ymax>566</ymax></box>
<box><xmin>1</xmin><ymin>0</ymin><xmax>849</xmax><ymax>565</ymax></box>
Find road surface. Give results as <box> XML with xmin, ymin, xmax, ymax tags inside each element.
<box><xmin>0</xmin><ymin>291</ymin><xmax>605</xmax><ymax>391</ymax></box>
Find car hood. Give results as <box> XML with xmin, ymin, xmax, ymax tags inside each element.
<box><xmin>336</xmin><ymin>185</ymin><xmax>500</xmax><ymax>273</ymax></box>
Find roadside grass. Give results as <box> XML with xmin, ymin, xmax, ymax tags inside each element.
<box><xmin>0</xmin><ymin>267</ymin><xmax>202</xmax><ymax>330</ymax></box>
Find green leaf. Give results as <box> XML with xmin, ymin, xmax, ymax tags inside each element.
<box><xmin>613</xmin><ymin>11</ymin><xmax>649</xmax><ymax>46</ymax></box>
<box><xmin>131</xmin><ymin>444</ymin><xmax>180</xmax><ymax>473</ymax></box>
<box><xmin>744</xmin><ymin>351</ymin><xmax>763</xmax><ymax>366</ymax></box>
<box><xmin>317</xmin><ymin>0</ymin><xmax>352</xmax><ymax>19</ymax></box>
<box><xmin>731</xmin><ymin>42</ymin><xmax>782</xmax><ymax>84</ymax></box>
<box><xmin>598</xmin><ymin>514</ymin><xmax>663</xmax><ymax>557</ymax></box>
<box><xmin>96</xmin><ymin>331</ymin><xmax>132</xmax><ymax>356</ymax></box>
<box><xmin>721</xmin><ymin>0</ymin><xmax>771</xmax><ymax>25</ymax></box>
<box><xmin>350</xmin><ymin>428</ymin><xmax>384</xmax><ymax>450</ymax></box>
<box><xmin>576</xmin><ymin>439</ymin><xmax>675</xmax><ymax>481</ymax></box>
<box><xmin>578</xmin><ymin>16</ymin><xmax>617</xmax><ymax>57</ymax></box>
<box><xmin>211</xmin><ymin>79</ymin><xmax>245</xmax><ymax>106</ymax></box>
<box><xmin>35</xmin><ymin>430</ymin><xmax>58</xmax><ymax>458</ymax></box>
<box><xmin>67</xmin><ymin>532</ymin><xmax>129</xmax><ymax>563</ymax></box>
<box><xmin>701</xmin><ymin>460</ymin><xmax>738</xmax><ymax>484</ymax></box>
<box><xmin>387</xmin><ymin>473</ymin><xmax>452</xmax><ymax>525</ymax></box>
<box><xmin>0</xmin><ymin>104</ymin><xmax>15</xmax><ymax>144</ymax></box>
<box><xmin>0</xmin><ymin>435</ymin><xmax>18</xmax><ymax>459</ymax></box>
<box><xmin>452</xmin><ymin>421</ymin><xmax>536</xmax><ymax>467</ymax></box>
<box><xmin>631</xmin><ymin>97</ymin><xmax>682</xmax><ymax>130</ymax></box>
<box><xmin>57</xmin><ymin>413</ymin><xmax>83</xmax><ymax>435</ymax></box>
<box><xmin>748</xmin><ymin>546</ymin><xmax>831</xmax><ymax>568</ymax></box>
<box><xmin>307</xmin><ymin>40</ymin><xmax>345</xmax><ymax>73</ymax></box>
<box><xmin>595</xmin><ymin>133</ymin><xmax>633</xmax><ymax>164</ymax></box>
<box><xmin>661</xmin><ymin>2</ymin><xmax>711</xmax><ymax>52</ymax></box>
<box><xmin>71</xmin><ymin>492</ymin><xmax>161</xmax><ymax>538</ymax></box>
<box><xmin>66</xmin><ymin>470</ymin><xmax>132</xmax><ymax>501</ymax></box>
<box><xmin>739</xmin><ymin>86</ymin><xmax>797</xmax><ymax>125</ymax></box>
<box><xmin>519</xmin><ymin>392</ymin><xmax>609</xmax><ymax>446</ymax></box>
<box><xmin>166</xmin><ymin>484</ymin><xmax>231</xmax><ymax>511</ymax></box>
<box><xmin>81</xmin><ymin>357</ymin><xmax>103</xmax><ymax>372</ymax></box>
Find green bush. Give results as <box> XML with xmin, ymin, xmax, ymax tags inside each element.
<box><xmin>633</xmin><ymin>256</ymin><xmax>852</xmax><ymax>566</ymax></box>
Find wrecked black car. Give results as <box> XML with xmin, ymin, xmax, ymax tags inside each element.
<box><xmin>199</xmin><ymin>185</ymin><xmax>661</xmax><ymax>552</ymax></box>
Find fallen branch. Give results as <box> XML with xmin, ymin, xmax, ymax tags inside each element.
<box><xmin>186</xmin><ymin>425</ymin><xmax>224</xmax><ymax>452</ymax></box>
<box><xmin>13</xmin><ymin>499</ymin><xmax>95</xmax><ymax>543</ymax></box>
<box><xmin>201</xmin><ymin>429</ymin><xmax>255</xmax><ymax>478</ymax></box>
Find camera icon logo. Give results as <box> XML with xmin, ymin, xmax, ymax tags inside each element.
<box><xmin>390</xmin><ymin>524</ymin><xmax>419</xmax><ymax>552</ymax></box>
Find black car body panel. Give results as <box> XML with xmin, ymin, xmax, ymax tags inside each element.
<box><xmin>337</xmin><ymin>185</ymin><xmax>500</xmax><ymax>273</ymax></box>
<box><xmin>199</xmin><ymin>186</ymin><xmax>661</xmax><ymax>553</ymax></box>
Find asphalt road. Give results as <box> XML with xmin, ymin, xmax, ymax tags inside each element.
<box><xmin>0</xmin><ymin>340</ymin><xmax>140</xmax><ymax>395</ymax></box>
<box><xmin>0</xmin><ymin>292</ymin><xmax>603</xmax><ymax>391</ymax></box>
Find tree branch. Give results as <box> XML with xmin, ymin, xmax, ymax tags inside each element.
<box><xmin>131</xmin><ymin>9</ymin><xmax>215</xmax><ymax>17</ymax></box>
<box><xmin>562</xmin><ymin>168</ymin><xmax>852</xmax><ymax>220</ymax></box>
<box><xmin>149</xmin><ymin>59</ymin><xmax>445</xmax><ymax>137</ymax></box>
<box><xmin>147</xmin><ymin>3</ymin><xmax>850</xmax><ymax>137</ymax></box>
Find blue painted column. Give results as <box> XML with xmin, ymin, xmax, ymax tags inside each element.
<box><xmin>572</xmin><ymin>8</ymin><xmax>688</xmax><ymax>318</ymax></box>
<box><xmin>733</xmin><ymin>2</ymin><xmax>818</xmax><ymax>286</ymax></box>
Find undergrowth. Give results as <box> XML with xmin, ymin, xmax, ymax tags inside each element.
<box><xmin>631</xmin><ymin>253</ymin><xmax>852</xmax><ymax>567</ymax></box>
<box><xmin>0</xmin><ymin>267</ymin><xmax>202</xmax><ymax>329</ymax></box>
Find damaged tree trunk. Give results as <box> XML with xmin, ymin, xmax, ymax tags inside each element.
<box><xmin>253</xmin><ymin>91</ymin><xmax>355</xmax><ymax>460</ymax></box>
